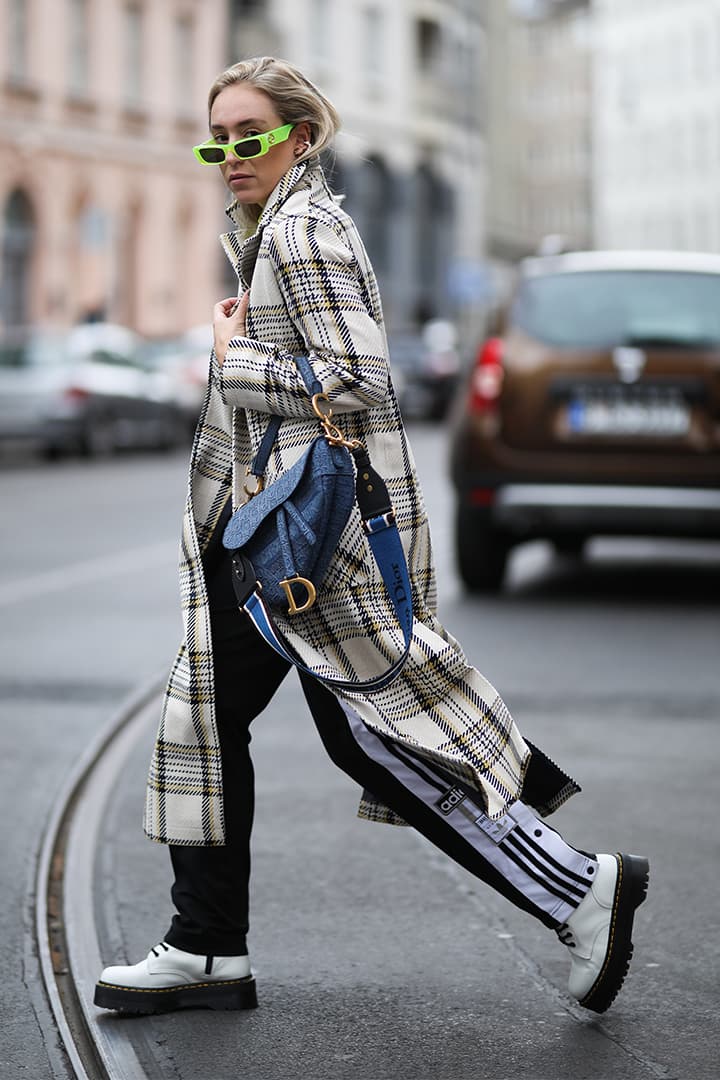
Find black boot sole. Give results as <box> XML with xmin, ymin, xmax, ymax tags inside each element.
<box><xmin>93</xmin><ymin>974</ymin><xmax>258</xmax><ymax>1015</ymax></box>
<box><xmin>579</xmin><ymin>852</ymin><xmax>650</xmax><ymax>1014</ymax></box>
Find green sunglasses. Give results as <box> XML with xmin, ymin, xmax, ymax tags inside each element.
<box><xmin>193</xmin><ymin>123</ymin><xmax>295</xmax><ymax>165</ymax></box>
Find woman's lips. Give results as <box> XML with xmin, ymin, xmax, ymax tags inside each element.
<box><xmin>229</xmin><ymin>173</ymin><xmax>253</xmax><ymax>185</ymax></box>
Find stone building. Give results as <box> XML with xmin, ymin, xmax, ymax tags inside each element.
<box><xmin>485</xmin><ymin>0</ymin><xmax>592</xmax><ymax>265</ymax></box>
<box><xmin>228</xmin><ymin>0</ymin><xmax>488</xmax><ymax>335</ymax></box>
<box><xmin>593</xmin><ymin>0</ymin><xmax>720</xmax><ymax>252</ymax></box>
<box><xmin>1</xmin><ymin>0</ymin><xmax>489</xmax><ymax>340</ymax></box>
<box><xmin>0</xmin><ymin>0</ymin><xmax>227</xmax><ymax>336</ymax></box>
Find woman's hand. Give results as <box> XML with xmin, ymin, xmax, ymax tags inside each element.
<box><xmin>213</xmin><ymin>290</ymin><xmax>250</xmax><ymax>365</ymax></box>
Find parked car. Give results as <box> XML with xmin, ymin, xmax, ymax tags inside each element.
<box><xmin>0</xmin><ymin>323</ymin><xmax>185</xmax><ymax>457</ymax></box>
<box><xmin>138</xmin><ymin>325</ymin><xmax>211</xmax><ymax>439</ymax></box>
<box><xmin>449</xmin><ymin>250</ymin><xmax>720</xmax><ymax>591</ymax></box>
<box><xmin>388</xmin><ymin>319</ymin><xmax>461</xmax><ymax>420</ymax></box>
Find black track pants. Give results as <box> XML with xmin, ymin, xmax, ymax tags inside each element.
<box><xmin>165</xmin><ymin>595</ymin><xmax>595</xmax><ymax>956</ymax></box>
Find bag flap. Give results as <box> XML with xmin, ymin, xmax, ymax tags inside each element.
<box><xmin>222</xmin><ymin>438</ymin><xmax>351</xmax><ymax>551</ymax></box>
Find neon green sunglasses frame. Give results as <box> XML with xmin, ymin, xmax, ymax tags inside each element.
<box><xmin>193</xmin><ymin>123</ymin><xmax>295</xmax><ymax>165</ymax></box>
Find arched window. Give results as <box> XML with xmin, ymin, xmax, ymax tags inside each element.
<box><xmin>1</xmin><ymin>189</ymin><xmax>35</xmax><ymax>327</ymax></box>
<box><xmin>414</xmin><ymin>164</ymin><xmax>453</xmax><ymax>317</ymax></box>
<box><xmin>361</xmin><ymin>156</ymin><xmax>393</xmax><ymax>276</ymax></box>
<box><xmin>68</xmin><ymin>0</ymin><xmax>90</xmax><ymax>96</ymax></box>
<box><xmin>118</xmin><ymin>199</ymin><xmax>142</xmax><ymax>327</ymax></box>
<box><xmin>175</xmin><ymin>198</ymin><xmax>194</xmax><ymax>327</ymax></box>
<box><xmin>70</xmin><ymin>193</ymin><xmax>111</xmax><ymax>323</ymax></box>
<box><xmin>321</xmin><ymin>150</ymin><xmax>346</xmax><ymax>199</ymax></box>
<box><xmin>7</xmin><ymin>0</ymin><xmax>29</xmax><ymax>83</ymax></box>
<box><xmin>416</xmin><ymin>165</ymin><xmax>441</xmax><ymax>261</ymax></box>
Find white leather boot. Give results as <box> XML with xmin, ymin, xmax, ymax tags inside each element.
<box><xmin>94</xmin><ymin>942</ymin><xmax>257</xmax><ymax>1014</ymax></box>
<box><xmin>557</xmin><ymin>852</ymin><xmax>649</xmax><ymax>1013</ymax></box>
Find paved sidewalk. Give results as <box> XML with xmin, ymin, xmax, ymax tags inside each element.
<box><xmin>91</xmin><ymin>678</ymin><xmax>663</xmax><ymax>1080</ymax></box>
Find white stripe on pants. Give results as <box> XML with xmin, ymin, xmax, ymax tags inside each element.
<box><xmin>340</xmin><ymin>699</ymin><xmax>597</xmax><ymax>926</ymax></box>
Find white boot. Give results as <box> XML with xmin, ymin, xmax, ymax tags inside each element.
<box><xmin>557</xmin><ymin>852</ymin><xmax>649</xmax><ymax>1013</ymax></box>
<box><xmin>94</xmin><ymin>942</ymin><xmax>256</xmax><ymax>1014</ymax></box>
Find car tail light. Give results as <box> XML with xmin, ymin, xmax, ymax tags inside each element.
<box><xmin>469</xmin><ymin>487</ymin><xmax>496</xmax><ymax>507</ymax></box>
<box><xmin>468</xmin><ymin>337</ymin><xmax>504</xmax><ymax>413</ymax></box>
<box><xmin>63</xmin><ymin>385</ymin><xmax>90</xmax><ymax>402</ymax></box>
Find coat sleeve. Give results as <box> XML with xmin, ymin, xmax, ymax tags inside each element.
<box><xmin>212</xmin><ymin>215</ymin><xmax>390</xmax><ymax>417</ymax></box>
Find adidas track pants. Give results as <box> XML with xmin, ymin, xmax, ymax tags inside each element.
<box><xmin>165</xmin><ymin>602</ymin><xmax>597</xmax><ymax>956</ymax></box>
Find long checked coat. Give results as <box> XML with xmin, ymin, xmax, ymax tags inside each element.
<box><xmin>144</xmin><ymin>161</ymin><xmax>578</xmax><ymax>845</ymax></box>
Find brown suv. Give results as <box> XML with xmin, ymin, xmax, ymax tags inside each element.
<box><xmin>449</xmin><ymin>250</ymin><xmax>720</xmax><ymax>591</ymax></box>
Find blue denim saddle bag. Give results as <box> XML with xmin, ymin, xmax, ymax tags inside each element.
<box><xmin>222</xmin><ymin>432</ymin><xmax>354</xmax><ymax>613</ymax></box>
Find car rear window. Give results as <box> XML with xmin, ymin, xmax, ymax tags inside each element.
<box><xmin>512</xmin><ymin>269</ymin><xmax>720</xmax><ymax>349</ymax></box>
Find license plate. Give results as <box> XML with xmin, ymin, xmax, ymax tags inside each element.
<box><xmin>567</xmin><ymin>396</ymin><xmax>690</xmax><ymax>436</ymax></box>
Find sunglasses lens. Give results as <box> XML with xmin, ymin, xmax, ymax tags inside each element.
<box><xmin>199</xmin><ymin>145</ymin><xmax>226</xmax><ymax>164</ymax></box>
<box><xmin>234</xmin><ymin>138</ymin><xmax>262</xmax><ymax>159</ymax></box>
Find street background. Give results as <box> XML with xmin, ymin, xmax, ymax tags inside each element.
<box><xmin>1</xmin><ymin>427</ymin><xmax>718</xmax><ymax>1078</ymax></box>
<box><xmin>2</xmin><ymin>0</ymin><xmax>720</xmax><ymax>1076</ymax></box>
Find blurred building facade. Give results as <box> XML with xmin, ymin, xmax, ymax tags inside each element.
<box><xmin>1</xmin><ymin>0</ymin><xmax>490</xmax><ymax>342</ymax></box>
<box><xmin>0</xmin><ymin>0</ymin><xmax>227</xmax><ymax>336</ymax></box>
<box><xmin>485</xmin><ymin>0</ymin><xmax>592</xmax><ymax>265</ymax></box>
<box><xmin>228</xmin><ymin>0</ymin><xmax>488</xmax><ymax>335</ymax></box>
<box><xmin>593</xmin><ymin>0</ymin><xmax>720</xmax><ymax>252</ymax></box>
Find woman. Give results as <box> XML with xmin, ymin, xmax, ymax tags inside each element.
<box><xmin>95</xmin><ymin>57</ymin><xmax>648</xmax><ymax>1017</ymax></box>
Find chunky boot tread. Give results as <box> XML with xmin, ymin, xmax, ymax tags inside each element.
<box><xmin>94</xmin><ymin>974</ymin><xmax>258</xmax><ymax>1015</ymax></box>
<box><xmin>579</xmin><ymin>852</ymin><xmax>649</xmax><ymax>1014</ymax></box>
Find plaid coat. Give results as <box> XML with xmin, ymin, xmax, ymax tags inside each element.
<box><xmin>144</xmin><ymin>161</ymin><xmax>578</xmax><ymax>845</ymax></box>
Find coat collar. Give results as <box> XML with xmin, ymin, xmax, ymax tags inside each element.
<box><xmin>220</xmin><ymin>159</ymin><xmax>320</xmax><ymax>286</ymax></box>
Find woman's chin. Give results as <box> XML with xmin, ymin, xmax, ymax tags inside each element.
<box><xmin>227</xmin><ymin>179</ymin><xmax>262</xmax><ymax>202</ymax></box>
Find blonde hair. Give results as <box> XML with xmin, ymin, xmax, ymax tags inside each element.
<box><xmin>208</xmin><ymin>56</ymin><xmax>341</xmax><ymax>232</ymax></box>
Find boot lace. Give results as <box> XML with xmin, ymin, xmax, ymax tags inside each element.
<box><xmin>556</xmin><ymin>924</ymin><xmax>576</xmax><ymax>949</ymax></box>
<box><xmin>150</xmin><ymin>942</ymin><xmax>170</xmax><ymax>958</ymax></box>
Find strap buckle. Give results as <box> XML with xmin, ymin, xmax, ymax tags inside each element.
<box><xmin>243</xmin><ymin>468</ymin><xmax>264</xmax><ymax>500</ymax></box>
<box><xmin>312</xmin><ymin>393</ymin><xmax>363</xmax><ymax>450</ymax></box>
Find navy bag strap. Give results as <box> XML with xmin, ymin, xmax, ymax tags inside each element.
<box><xmin>246</xmin><ymin>355</ymin><xmax>322</xmax><ymax>482</ymax></box>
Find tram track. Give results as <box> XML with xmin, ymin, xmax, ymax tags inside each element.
<box><xmin>34</xmin><ymin>674</ymin><xmax>165</xmax><ymax>1079</ymax></box>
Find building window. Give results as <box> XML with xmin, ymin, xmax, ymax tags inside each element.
<box><xmin>362</xmin><ymin>157</ymin><xmax>392</xmax><ymax>275</ymax></box>
<box><xmin>415</xmin><ymin>165</ymin><xmax>447</xmax><ymax>309</ymax></box>
<box><xmin>68</xmin><ymin>0</ymin><xmax>90</xmax><ymax>97</ymax></box>
<box><xmin>79</xmin><ymin>205</ymin><xmax>109</xmax><ymax>250</ymax></box>
<box><xmin>231</xmin><ymin>0</ymin><xmax>265</xmax><ymax>13</ymax></box>
<box><xmin>7</xmin><ymin>0</ymin><xmax>29</xmax><ymax>83</ymax></box>
<box><xmin>2</xmin><ymin>190</ymin><xmax>35</xmax><ymax>327</ymax></box>
<box><xmin>124</xmin><ymin>4</ymin><xmax>144</xmax><ymax>108</ymax></box>
<box><xmin>416</xmin><ymin>18</ymin><xmax>441</xmax><ymax>72</ymax></box>
<box><xmin>324</xmin><ymin>154</ymin><xmax>346</xmax><ymax>197</ymax></box>
<box><xmin>310</xmin><ymin>0</ymin><xmax>331</xmax><ymax>65</ymax></box>
<box><xmin>175</xmin><ymin>14</ymin><xmax>194</xmax><ymax>114</ymax></box>
<box><xmin>363</xmin><ymin>7</ymin><xmax>384</xmax><ymax>82</ymax></box>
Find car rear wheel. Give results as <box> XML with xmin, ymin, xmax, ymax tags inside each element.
<box><xmin>553</xmin><ymin>534</ymin><xmax>588</xmax><ymax>559</ymax></box>
<box><xmin>80</xmin><ymin>415</ymin><xmax>116</xmax><ymax>457</ymax></box>
<box><xmin>455</xmin><ymin>502</ymin><xmax>509</xmax><ymax>593</ymax></box>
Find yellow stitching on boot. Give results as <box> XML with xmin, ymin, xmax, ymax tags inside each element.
<box><xmin>97</xmin><ymin>976</ymin><xmax>254</xmax><ymax>994</ymax></box>
<box><xmin>580</xmin><ymin>854</ymin><xmax>622</xmax><ymax>1004</ymax></box>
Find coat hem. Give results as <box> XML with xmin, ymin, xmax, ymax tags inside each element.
<box><xmin>144</xmin><ymin>828</ymin><xmax>226</xmax><ymax>847</ymax></box>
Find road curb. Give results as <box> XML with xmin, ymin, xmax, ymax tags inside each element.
<box><xmin>35</xmin><ymin>672</ymin><xmax>165</xmax><ymax>1079</ymax></box>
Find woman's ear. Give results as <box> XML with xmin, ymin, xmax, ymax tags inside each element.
<box><xmin>293</xmin><ymin>123</ymin><xmax>312</xmax><ymax>156</ymax></box>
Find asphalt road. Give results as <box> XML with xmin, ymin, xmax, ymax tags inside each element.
<box><xmin>1</xmin><ymin>427</ymin><xmax>718</xmax><ymax>1079</ymax></box>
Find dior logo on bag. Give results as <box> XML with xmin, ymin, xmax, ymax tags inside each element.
<box><xmin>279</xmin><ymin>575</ymin><xmax>317</xmax><ymax>615</ymax></box>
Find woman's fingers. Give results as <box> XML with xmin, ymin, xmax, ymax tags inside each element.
<box><xmin>214</xmin><ymin>296</ymin><xmax>239</xmax><ymax>319</ymax></box>
<box><xmin>213</xmin><ymin>291</ymin><xmax>250</xmax><ymax>364</ymax></box>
